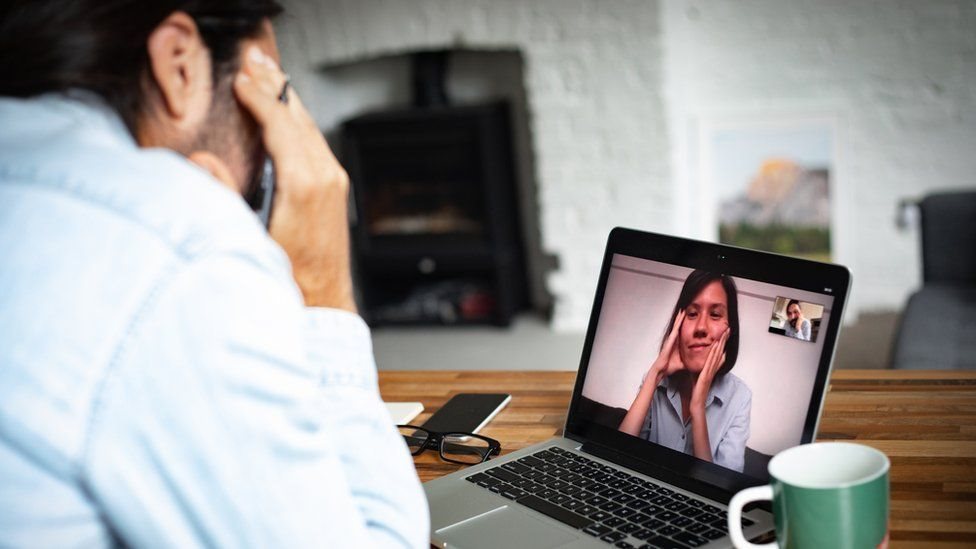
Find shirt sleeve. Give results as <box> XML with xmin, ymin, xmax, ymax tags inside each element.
<box><xmin>801</xmin><ymin>319</ymin><xmax>812</xmax><ymax>341</ymax></box>
<box><xmin>82</xmin><ymin>252</ymin><xmax>429</xmax><ymax>548</ymax></box>
<box><xmin>713</xmin><ymin>385</ymin><xmax>752</xmax><ymax>473</ymax></box>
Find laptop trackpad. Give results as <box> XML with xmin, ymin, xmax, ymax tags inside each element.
<box><xmin>436</xmin><ymin>505</ymin><xmax>577</xmax><ymax>549</ymax></box>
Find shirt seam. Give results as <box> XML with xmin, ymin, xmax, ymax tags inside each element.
<box><xmin>0</xmin><ymin>165</ymin><xmax>232</xmax><ymax>261</ymax></box>
<box><xmin>78</xmin><ymin>259</ymin><xmax>185</xmax><ymax>484</ymax></box>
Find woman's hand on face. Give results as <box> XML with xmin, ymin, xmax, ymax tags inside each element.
<box><xmin>690</xmin><ymin>327</ymin><xmax>730</xmax><ymax>413</ymax></box>
<box><xmin>621</xmin><ymin>311</ymin><xmax>687</xmax><ymax>437</ymax></box>
<box><xmin>649</xmin><ymin>310</ymin><xmax>687</xmax><ymax>382</ymax></box>
<box><xmin>233</xmin><ymin>46</ymin><xmax>356</xmax><ymax>311</ymax></box>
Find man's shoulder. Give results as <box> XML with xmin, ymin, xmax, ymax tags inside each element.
<box><xmin>0</xmin><ymin>94</ymin><xmax>281</xmax><ymax>266</ymax></box>
<box><xmin>0</xmin><ymin>95</ymin><xmax>292</xmax><ymax>477</ymax></box>
<box><xmin>111</xmin><ymin>146</ymin><xmax>276</xmax><ymax>262</ymax></box>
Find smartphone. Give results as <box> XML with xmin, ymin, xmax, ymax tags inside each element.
<box><xmin>252</xmin><ymin>158</ymin><xmax>275</xmax><ymax>228</ymax></box>
<box><xmin>421</xmin><ymin>393</ymin><xmax>511</xmax><ymax>434</ymax></box>
<box><xmin>248</xmin><ymin>77</ymin><xmax>290</xmax><ymax>229</ymax></box>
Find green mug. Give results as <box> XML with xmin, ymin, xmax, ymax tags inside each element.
<box><xmin>728</xmin><ymin>442</ymin><xmax>890</xmax><ymax>549</ymax></box>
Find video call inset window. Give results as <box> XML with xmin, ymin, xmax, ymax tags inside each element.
<box><xmin>768</xmin><ymin>297</ymin><xmax>824</xmax><ymax>343</ymax></box>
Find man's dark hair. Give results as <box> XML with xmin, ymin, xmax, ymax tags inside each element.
<box><xmin>661</xmin><ymin>269</ymin><xmax>741</xmax><ymax>376</ymax></box>
<box><xmin>0</xmin><ymin>0</ymin><xmax>283</xmax><ymax>135</ymax></box>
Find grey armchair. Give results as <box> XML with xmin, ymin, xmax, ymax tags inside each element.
<box><xmin>890</xmin><ymin>190</ymin><xmax>976</xmax><ymax>370</ymax></box>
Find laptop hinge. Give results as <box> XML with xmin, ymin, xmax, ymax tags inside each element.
<box><xmin>579</xmin><ymin>441</ymin><xmax>734</xmax><ymax>504</ymax></box>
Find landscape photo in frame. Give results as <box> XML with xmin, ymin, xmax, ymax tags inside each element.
<box><xmin>708</xmin><ymin>121</ymin><xmax>833</xmax><ymax>262</ymax></box>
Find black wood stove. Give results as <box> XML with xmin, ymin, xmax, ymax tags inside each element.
<box><xmin>341</xmin><ymin>52</ymin><xmax>527</xmax><ymax>326</ymax></box>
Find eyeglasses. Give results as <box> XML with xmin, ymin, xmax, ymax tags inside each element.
<box><xmin>397</xmin><ymin>425</ymin><xmax>501</xmax><ymax>465</ymax></box>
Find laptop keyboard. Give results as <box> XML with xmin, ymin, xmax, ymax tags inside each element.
<box><xmin>465</xmin><ymin>446</ymin><xmax>753</xmax><ymax>548</ymax></box>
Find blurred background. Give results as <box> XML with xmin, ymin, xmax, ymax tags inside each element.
<box><xmin>274</xmin><ymin>0</ymin><xmax>976</xmax><ymax>371</ymax></box>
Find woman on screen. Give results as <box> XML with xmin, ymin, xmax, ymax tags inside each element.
<box><xmin>784</xmin><ymin>299</ymin><xmax>811</xmax><ymax>341</ymax></box>
<box><xmin>618</xmin><ymin>270</ymin><xmax>752</xmax><ymax>472</ymax></box>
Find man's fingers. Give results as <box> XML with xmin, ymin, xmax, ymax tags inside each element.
<box><xmin>244</xmin><ymin>45</ymin><xmax>287</xmax><ymax>96</ymax></box>
<box><xmin>233</xmin><ymin>46</ymin><xmax>289</xmax><ymax>127</ymax></box>
<box><xmin>233</xmin><ymin>72</ymin><xmax>278</xmax><ymax>127</ymax></box>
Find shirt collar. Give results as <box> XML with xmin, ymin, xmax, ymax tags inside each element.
<box><xmin>0</xmin><ymin>90</ymin><xmax>136</xmax><ymax>150</ymax></box>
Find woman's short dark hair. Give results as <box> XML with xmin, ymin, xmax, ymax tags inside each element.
<box><xmin>0</xmin><ymin>0</ymin><xmax>283</xmax><ymax>135</ymax></box>
<box><xmin>661</xmin><ymin>269</ymin><xmax>740</xmax><ymax>376</ymax></box>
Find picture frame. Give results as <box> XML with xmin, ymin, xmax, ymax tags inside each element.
<box><xmin>691</xmin><ymin>113</ymin><xmax>841</xmax><ymax>263</ymax></box>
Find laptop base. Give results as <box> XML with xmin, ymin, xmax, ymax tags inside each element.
<box><xmin>427</xmin><ymin>437</ymin><xmax>773</xmax><ymax>549</ymax></box>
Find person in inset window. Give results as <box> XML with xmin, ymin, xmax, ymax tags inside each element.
<box><xmin>618</xmin><ymin>270</ymin><xmax>752</xmax><ymax>473</ymax></box>
<box><xmin>784</xmin><ymin>299</ymin><xmax>812</xmax><ymax>342</ymax></box>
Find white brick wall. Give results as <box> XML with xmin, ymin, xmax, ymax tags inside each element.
<box><xmin>278</xmin><ymin>0</ymin><xmax>670</xmax><ymax>332</ymax></box>
<box><xmin>277</xmin><ymin>0</ymin><xmax>976</xmax><ymax>331</ymax></box>
<box><xmin>663</xmin><ymin>0</ymin><xmax>976</xmax><ymax>316</ymax></box>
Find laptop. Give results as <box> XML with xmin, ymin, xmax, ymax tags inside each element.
<box><xmin>424</xmin><ymin>228</ymin><xmax>851</xmax><ymax>549</ymax></box>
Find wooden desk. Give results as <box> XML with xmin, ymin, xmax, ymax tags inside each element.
<box><xmin>379</xmin><ymin>369</ymin><xmax>976</xmax><ymax>548</ymax></box>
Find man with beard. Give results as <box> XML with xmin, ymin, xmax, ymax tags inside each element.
<box><xmin>0</xmin><ymin>1</ymin><xmax>427</xmax><ymax>546</ymax></box>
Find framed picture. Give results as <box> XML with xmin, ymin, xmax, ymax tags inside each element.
<box><xmin>695</xmin><ymin>115</ymin><xmax>836</xmax><ymax>262</ymax></box>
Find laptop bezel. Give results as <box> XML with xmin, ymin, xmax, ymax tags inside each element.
<box><xmin>562</xmin><ymin>227</ymin><xmax>852</xmax><ymax>499</ymax></box>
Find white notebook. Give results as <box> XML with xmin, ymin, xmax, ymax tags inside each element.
<box><xmin>384</xmin><ymin>402</ymin><xmax>424</xmax><ymax>424</ymax></box>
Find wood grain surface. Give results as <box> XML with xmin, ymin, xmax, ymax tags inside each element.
<box><xmin>379</xmin><ymin>369</ymin><xmax>976</xmax><ymax>547</ymax></box>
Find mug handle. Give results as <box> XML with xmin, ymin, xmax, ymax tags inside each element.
<box><xmin>728</xmin><ymin>485</ymin><xmax>776</xmax><ymax>549</ymax></box>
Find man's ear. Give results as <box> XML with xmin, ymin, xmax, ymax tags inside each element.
<box><xmin>145</xmin><ymin>11</ymin><xmax>211</xmax><ymax>130</ymax></box>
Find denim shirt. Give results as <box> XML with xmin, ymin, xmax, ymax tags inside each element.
<box><xmin>638</xmin><ymin>372</ymin><xmax>752</xmax><ymax>472</ymax></box>
<box><xmin>0</xmin><ymin>94</ymin><xmax>428</xmax><ymax>547</ymax></box>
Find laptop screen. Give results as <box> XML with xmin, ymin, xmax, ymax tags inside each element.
<box><xmin>565</xmin><ymin>228</ymin><xmax>850</xmax><ymax>499</ymax></box>
<box><xmin>568</xmin><ymin>240</ymin><xmax>845</xmax><ymax>487</ymax></box>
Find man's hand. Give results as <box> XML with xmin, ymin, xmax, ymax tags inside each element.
<box><xmin>233</xmin><ymin>46</ymin><xmax>356</xmax><ymax>312</ymax></box>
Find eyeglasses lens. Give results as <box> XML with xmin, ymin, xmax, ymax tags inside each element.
<box><xmin>441</xmin><ymin>434</ymin><xmax>491</xmax><ymax>464</ymax></box>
